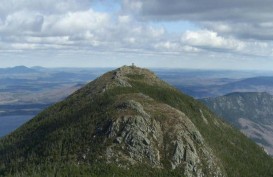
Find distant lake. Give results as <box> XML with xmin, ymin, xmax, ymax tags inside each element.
<box><xmin>0</xmin><ymin>115</ymin><xmax>34</xmax><ymax>137</ymax></box>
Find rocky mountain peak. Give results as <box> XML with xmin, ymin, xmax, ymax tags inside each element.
<box><xmin>79</xmin><ymin>65</ymin><xmax>166</xmax><ymax>97</ymax></box>
<box><xmin>116</xmin><ymin>65</ymin><xmax>157</xmax><ymax>78</ymax></box>
<box><xmin>111</xmin><ymin>65</ymin><xmax>161</xmax><ymax>86</ymax></box>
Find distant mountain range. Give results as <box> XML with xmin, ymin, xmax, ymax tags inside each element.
<box><xmin>0</xmin><ymin>65</ymin><xmax>40</xmax><ymax>74</ymax></box>
<box><xmin>201</xmin><ymin>92</ymin><xmax>273</xmax><ymax>156</ymax></box>
<box><xmin>218</xmin><ymin>77</ymin><xmax>273</xmax><ymax>94</ymax></box>
<box><xmin>176</xmin><ymin>76</ymin><xmax>273</xmax><ymax>98</ymax></box>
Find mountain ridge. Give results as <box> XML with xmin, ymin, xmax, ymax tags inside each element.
<box><xmin>201</xmin><ymin>91</ymin><xmax>273</xmax><ymax>156</ymax></box>
<box><xmin>0</xmin><ymin>66</ymin><xmax>273</xmax><ymax>177</ymax></box>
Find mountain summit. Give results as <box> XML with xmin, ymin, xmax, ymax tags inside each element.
<box><xmin>1</xmin><ymin>66</ymin><xmax>273</xmax><ymax>177</ymax></box>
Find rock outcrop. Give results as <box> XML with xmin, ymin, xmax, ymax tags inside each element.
<box><xmin>93</xmin><ymin>91</ymin><xmax>225</xmax><ymax>177</ymax></box>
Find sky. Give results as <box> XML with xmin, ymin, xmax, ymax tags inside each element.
<box><xmin>0</xmin><ymin>0</ymin><xmax>273</xmax><ymax>70</ymax></box>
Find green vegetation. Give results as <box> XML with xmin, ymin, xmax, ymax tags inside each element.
<box><xmin>1</xmin><ymin>67</ymin><xmax>273</xmax><ymax>177</ymax></box>
<box><xmin>3</xmin><ymin>163</ymin><xmax>184</xmax><ymax>177</ymax></box>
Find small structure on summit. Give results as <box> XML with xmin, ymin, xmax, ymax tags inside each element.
<box><xmin>131</xmin><ymin>63</ymin><xmax>135</xmax><ymax>68</ymax></box>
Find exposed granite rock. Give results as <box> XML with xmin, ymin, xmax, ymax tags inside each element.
<box><xmin>96</xmin><ymin>94</ymin><xmax>226</xmax><ymax>177</ymax></box>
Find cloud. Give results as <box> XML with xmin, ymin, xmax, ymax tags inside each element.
<box><xmin>203</xmin><ymin>22</ymin><xmax>273</xmax><ymax>40</ymax></box>
<box><xmin>0</xmin><ymin>1</ymin><xmax>168</xmax><ymax>55</ymax></box>
<box><xmin>1</xmin><ymin>0</ymin><xmax>273</xmax><ymax>70</ymax></box>
<box><xmin>42</xmin><ymin>9</ymin><xmax>110</xmax><ymax>36</ymax></box>
<box><xmin>0</xmin><ymin>1</ymin><xmax>107</xmax><ymax>52</ymax></box>
<box><xmin>0</xmin><ymin>11</ymin><xmax>44</xmax><ymax>35</ymax></box>
<box><xmin>130</xmin><ymin>0</ymin><xmax>273</xmax><ymax>22</ymax></box>
<box><xmin>122</xmin><ymin>0</ymin><xmax>142</xmax><ymax>14</ymax></box>
<box><xmin>181</xmin><ymin>30</ymin><xmax>245</xmax><ymax>51</ymax></box>
<box><xmin>123</xmin><ymin>0</ymin><xmax>273</xmax><ymax>41</ymax></box>
<box><xmin>0</xmin><ymin>0</ymin><xmax>92</xmax><ymax>16</ymax></box>
<box><xmin>0</xmin><ymin>9</ymin><xmax>110</xmax><ymax>50</ymax></box>
<box><xmin>180</xmin><ymin>30</ymin><xmax>273</xmax><ymax>57</ymax></box>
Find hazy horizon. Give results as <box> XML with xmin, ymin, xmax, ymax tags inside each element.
<box><xmin>2</xmin><ymin>65</ymin><xmax>273</xmax><ymax>77</ymax></box>
<box><xmin>3</xmin><ymin>65</ymin><xmax>273</xmax><ymax>72</ymax></box>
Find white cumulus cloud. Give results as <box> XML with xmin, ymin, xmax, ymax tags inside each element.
<box><xmin>181</xmin><ymin>30</ymin><xmax>245</xmax><ymax>51</ymax></box>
